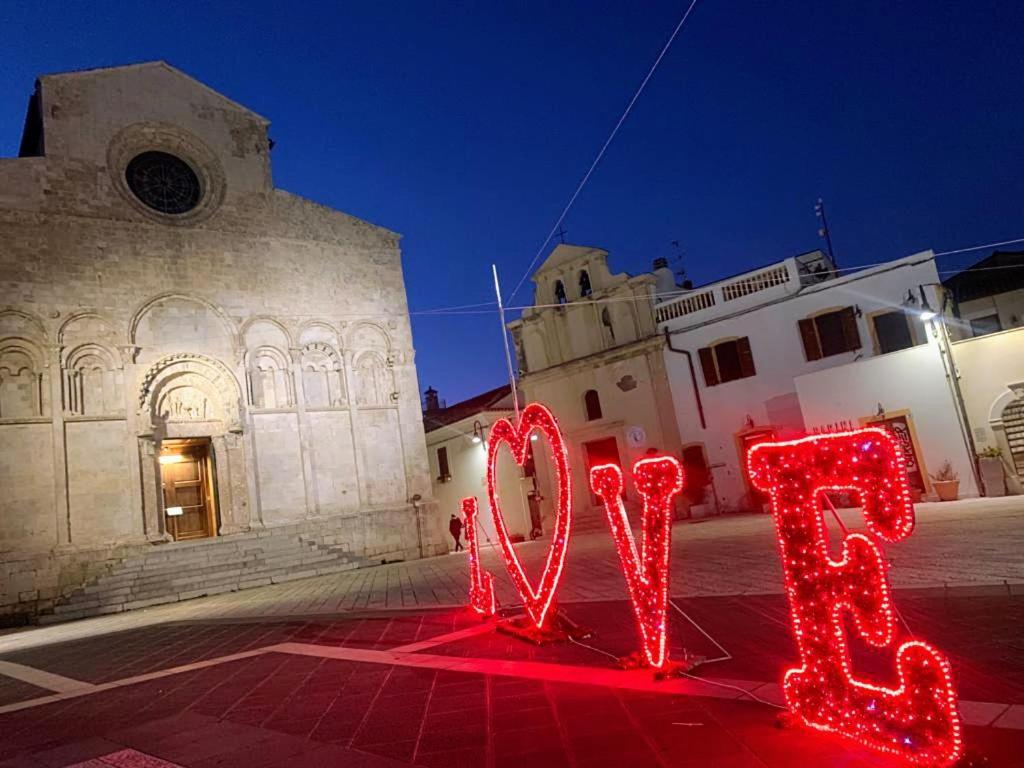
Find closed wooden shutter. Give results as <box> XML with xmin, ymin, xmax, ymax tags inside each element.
<box><xmin>437</xmin><ymin>446</ymin><xmax>451</xmax><ymax>480</ymax></box>
<box><xmin>737</xmin><ymin>336</ymin><xmax>756</xmax><ymax>378</ymax></box>
<box><xmin>698</xmin><ymin>346</ymin><xmax>719</xmax><ymax>386</ymax></box>
<box><xmin>798</xmin><ymin>318</ymin><xmax>822</xmax><ymax>361</ymax></box>
<box><xmin>840</xmin><ymin>307</ymin><xmax>862</xmax><ymax>352</ymax></box>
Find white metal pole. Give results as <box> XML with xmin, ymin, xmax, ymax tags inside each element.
<box><xmin>492</xmin><ymin>264</ymin><xmax>521</xmax><ymax>421</ymax></box>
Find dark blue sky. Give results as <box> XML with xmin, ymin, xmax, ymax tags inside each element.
<box><xmin>2</xmin><ymin>1</ymin><xmax>1021</xmax><ymax>404</ymax></box>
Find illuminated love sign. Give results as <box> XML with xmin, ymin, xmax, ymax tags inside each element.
<box><xmin>460</xmin><ymin>405</ymin><xmax>961</xmax><ymax>767</ymax></box>
<box><xmin>485</xmin><ymin>402</ymin><xmax>572</xmax><ymax>630</ymax></box>
<box><xmin>590</xmin><ymin>457</ymin><xmax>683</xmax><ymax>669</ymax></box>
<box><xmin>747</xmin><ymin>429</ymin><xmax>962</xmax><ymax>767</ymax></box>
<box><xmin>462</xmin><ymin>496</ymin><xmax>496</xmax><ymax>617</ymax></box>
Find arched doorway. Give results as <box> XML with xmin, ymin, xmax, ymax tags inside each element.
<box><xmin>137</xmin><ymin>354</ymin><xmax>251</xmax><ymax>541</ymax></box>
<box><xmin>1002</xmin><ymin>398</ymin><xmax>1024</xmax><ymax>479</ymax></box>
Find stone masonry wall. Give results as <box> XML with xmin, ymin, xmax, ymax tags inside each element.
<box><xmin>0</xmin><ymin>62</ymin><xmax>447</xmax><ymax>620</ymax></box>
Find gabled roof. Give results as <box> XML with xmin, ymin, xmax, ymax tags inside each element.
<box><xmin>534</xmin><ymin>244</ymin><xmax>608</xmax><ymax>276</ymax></box>
<box><xmin>38</xmin><ymin>61</ymin><xmax>270</xmax><ymax>124</ymax></box>
<box><xmin>943</xmin><ymin>250</ymin><xmax>1024</xmax><ymax>303</ymax></box>
<box><xmin>423</xmin><ymin>384</ymin><xmax>518</xmax><ymax>432</ymax></box>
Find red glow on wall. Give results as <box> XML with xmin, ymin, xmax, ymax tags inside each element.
<box><xmin>747</xmin><ymin>429</ymin><xmax>962</xmax><ymax>767</ymax></box>
<box><xmin>590</xmin><ymin>456</ymin><xmax>684</xmax><ymax>669</ymax></box>
<box><xmin>461</xmin><ymin>496</ymin><xmax>496</xmax><ymax>617</ymax></box>
<box><xmin>486</xmin><ymin>402</ymin><xmax>572</xmax><ymax>630</ymax></box>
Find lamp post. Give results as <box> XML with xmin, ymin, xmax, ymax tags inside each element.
<box><xmin>904</xmin><ymin>283</ymin><xmax>982</xmax><ymax>493</ymax></box>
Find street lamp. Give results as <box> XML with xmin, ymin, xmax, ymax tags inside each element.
<box><xmin>904</xmin><ymin>282</ymin><xmax>982</xmax><ymax>493</ymax></box>
<box><xmin>901</xmin><ymin>285</ymin><xmax>938</xmax><ymax>320</ymax></box>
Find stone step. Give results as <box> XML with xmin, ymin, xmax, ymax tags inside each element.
<box><xmin>58</xmin><ymin>549</ymin><xmax>364</xmax><ymax>609</ymax></box>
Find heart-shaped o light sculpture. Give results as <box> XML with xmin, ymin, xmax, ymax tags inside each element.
<box><xmin>486</xmin><ymin>402</ymin><xmax>572</xmax><ymax>630</ymax></box>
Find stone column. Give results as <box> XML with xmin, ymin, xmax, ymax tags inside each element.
<box><xmin>289</xmin><ymin>346</ymin><xmax>319</xmax><ymax>518</ymax></box>
<box><xmin>213</xmin><ymin>432</ymin><xmax>250</xmax><ymax>534</ymax></box>
<box><xmin>48</xmin><ymin>346</ymin><xmax>71</xmax><ymax>547</ymax></box>
<box><xmin>138</xmin><ymin>437</ymin><xmax>168</xmax><ymax>542</ymax></box>
<box><xmin>342</xmin><ymin>349</ymin><xmax>366</xmax><ymax>506</ymax></box>
<box><xmin>119</xmin><ymin>345</ymin><xmax>147</xmax><ymax>543</ymax></box>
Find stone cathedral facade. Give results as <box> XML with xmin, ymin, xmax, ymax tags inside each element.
<box><xmin>0</xmin><ymin>62</ymin><xmax>445</xmax><ymax>622</ymax></box>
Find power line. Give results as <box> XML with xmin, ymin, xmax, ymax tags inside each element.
<box><xmin>506</xmin><ymin>0</ymin><xmax>702</xmax><ymax>303</ymax></box>
<box><xmin>934</xmin><ymin>236</ymin><xmax>1024</xmax><ymax>257</ymax></box>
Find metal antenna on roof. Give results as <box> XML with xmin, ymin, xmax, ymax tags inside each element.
<box><xmin>492</xmin><ymin>264</ymin><xmax>521</xmax><ymax>421</ymax></box>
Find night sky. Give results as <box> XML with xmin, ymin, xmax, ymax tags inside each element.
<box><xmin>2</xmin><ymin>1</ymin><xmax>1021</xmax><ymax>404</ymax></box>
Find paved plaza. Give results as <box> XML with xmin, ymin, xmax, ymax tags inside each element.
<box><xmin>1</xmin><ymin>497</ymin><xmax>1023</xmax><ymax>767</ymax></box>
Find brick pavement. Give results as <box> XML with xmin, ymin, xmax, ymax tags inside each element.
<box><xmin>3</xmin><ymin>496</ymin><xmax>1021</xmax><ymax>656</ymax></box>
<box><xmin>1</xmin><ymin>594</ymin><xmax>1023</xmax><ymax>767</ymax></box>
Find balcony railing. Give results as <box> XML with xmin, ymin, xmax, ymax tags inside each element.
<box><xmin>655</xmin><ymin>290</ymin><xmax>715</xmax><ymax>323</ymax></box>
<box><xmin>721</xmin><ymin>263</ymin><xmax>791</xmax><ymax>301</ymax></box>
<box><xmin>656</xmin><ymin>260</ymin><xmax>800</xmax><ymax>326</ymax></box>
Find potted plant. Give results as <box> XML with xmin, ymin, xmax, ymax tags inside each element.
<box><xmin>977</xmin><ymin>446</ymin><xmax>1007</xmax><ymax>497</ymax></box>
<box><xmin>929</xmin><ymin>461</ymin><xmax>960</xmax><ymax>502</ymax></box>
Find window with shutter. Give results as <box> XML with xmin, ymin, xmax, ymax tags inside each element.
<box><xmin>801</xmin><ymin>308</ymin><xmax>861</xmax><ymax>359</ymax></box>
<box><xmin>698</xmin><ymin>346</ymin><xmax>719</xmax><ymax>386</ymax></box>
<box><xmin>799</xmin><ymin>318</ymin><xmax>822</xmax><ymax>361</ymax></box>
<box><xmin>698</xmin><ymin>338</ymin><xmax>757</xmax><ymax>386</ymax></box>
<box><xmin>816</xmin><ymin>310</ymin><xmax>848</xmax><ymax>357</ymax></box>
<box><xmin>737</xmin><ymin>336</ymin><xmax>756</xmax><ymax>378</ymax></box>
<box><xmin>437</xmin><ymin>446</ymin><xmax>451</xmax><ymax>482</ymax></box>
<box><xmin>872</xmin><ymin>310</ymin><xmax>916</xmax><ymax>353</ymax></box>
<box><xmin>839</xmin><ymin>307</ymin><xmax>862</xmax><ymax>352</ymax></box>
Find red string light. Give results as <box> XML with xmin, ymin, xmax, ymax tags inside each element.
<box><xmin>461</xmin><ymin>497</ymin><xmax>497</xmax><ymax>617</ymax></box>
<box><xmin>747</xmin><ymin>429</ymin><xmax>962</xmax><ymax>767</ymax></box>
<box><xmin>486</xmin><ymin>402</ymin><xmax>572</xmax><ymax>630</ymax></box>
<box><xmin>590</xmin><ymin>456</ymin><xmax>684</xmax><ymax>669</ymax></box>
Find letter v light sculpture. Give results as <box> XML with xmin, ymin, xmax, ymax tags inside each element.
<box><xmin>590</xmin><ymin>455</ymin><xmax>684</xmax><ymax>670</ymax></box>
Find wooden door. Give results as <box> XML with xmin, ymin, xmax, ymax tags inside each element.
<box><xmin>161</xmin><ymin>445</ymin><xmax>215</xmax><ymax>540</ymax></box>
<box><xmin>583</xmin><ymin>436</ymin><xmax>623</xmax><ymax>504</ymax></box>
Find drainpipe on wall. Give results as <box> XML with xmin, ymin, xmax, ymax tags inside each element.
<box><xmin>663</xmin><ymin>328</ymin><xmax>706</xmax><ymax>430</ymax></box>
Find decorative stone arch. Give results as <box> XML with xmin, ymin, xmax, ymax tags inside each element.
<box><xmin>0</xmin><ymin>336</ymin><xmax>49</xmax><ymax>419</ymax></box>
<box><xmin>353</xmin><ymin>350</ymin><xmax>394</xmax><ymax>407</ymax></box>
<box><xmin>138</xmin><ymin>353</ymin><xmax>242</xmax><ymax>434</ymax></box>
<box><xmin>63</xmin><ymin>342</ymin><xmax>121</xmax><ymax>371</ymax></box>
<box><xmin>243</xmin><ymin>344</ymin><xmax>294</xmax><ymax>408</ymax></box>
<box><xmin>240</xmin><ymin>315</ymin><xmax>294</xmax><ymax>349</ymax></box>
<box><xmin>129</xmin><ymin>292</ymin><xmax>240</xmax><ymax>349</ymax></box>
<box><xmin>301</xmin><ymin>341</ymin><xmax>346</xmax><ymax>407</ymax></box>
<box><xmin>136</xmin><ymin>353</ymin><xmax>250</xmax><ymax>541</ymax></box>
<box><xmin>347</xmin><ymin>321</ymin><xmax>392</xmax><ymax>354</ymax></box>
<box><xmin>0</xmin><ymin>308</ymin><xmax>49</xmax><ymax>343</ymax></box>
<box><xmin>299</xmin><ymin>320</ymin><xmax>342</xmax><ymax>349</ymax></box>
<box><xmin>62</xmin><ymin>342</ymin><xmax>124</xmax><ymax>416</ymax></box>
<box><xmin>987</xmin><ymin>381</ymin><xmax>1024</xmax><ymax>491</ymax></box>
<box><xmin>58</xmin><ymin>310</ymin><xmax>121</xmax><ymax>346</ymax></box>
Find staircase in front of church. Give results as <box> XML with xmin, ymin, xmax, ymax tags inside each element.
<box><xmin>40</xmin><ymin>521</ymin><xmax>380</xmax><ymax>624</ymax></box>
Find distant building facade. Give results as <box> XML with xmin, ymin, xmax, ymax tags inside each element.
<box><xmin>944</xmin><ymin>250</ymin><xmax>1024</xmax><ymax>339</ymax></box>
<box><xmin>423</xmin><ymin>385</ymin><xmax>534</xmax><ymax>546</ymax></box>
<box><xmin>0</xmin><ymin>62</ymin><xmax>444</xmax><ymax>622</ymax></box>
<box><xmin>508</xmin><ymin>244</ymin><xmax>683</xmax><ymax>527</ymax></box>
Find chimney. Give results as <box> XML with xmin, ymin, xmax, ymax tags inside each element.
<box><xmin>652</xmin><ymin>257</ymin><xmax>678</xmax><ymax>297</ymax></box>
<box><xmin>423</xmin><ymin>386</ymin><xmax>440</xmax><ymax>412</ymax></box>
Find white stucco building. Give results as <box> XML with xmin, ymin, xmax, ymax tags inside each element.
<box><xmin>656</xmin><ymin>249</ymin><xmax>960</xmax><ymax>510</ymax></box>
